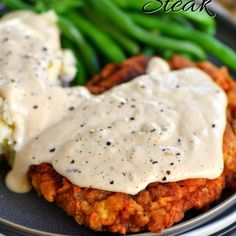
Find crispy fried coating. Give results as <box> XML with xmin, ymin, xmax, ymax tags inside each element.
<box><xmin>28</xmin><ymin>55</ymin><xmax>236</xmax><ymax>234</ymax></box>
<box><xmin>87</xmin><ymin>55</ymin><xmax>150</xmax><ymax>94</ymax></box>
<box><xmin>29</xmin><ymin>164</ymin><xmax>225</xmax><ymax>234</ymax></box>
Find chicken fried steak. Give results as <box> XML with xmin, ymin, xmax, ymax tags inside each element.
<box><xmin>28</xmin><ymin>55</ymin><xmax>236</xmax><ymax>234</ymax></box>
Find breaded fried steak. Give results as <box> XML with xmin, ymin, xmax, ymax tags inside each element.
<box><xmin>28</xmin><ymin>55</ymin><xmax>236</xmax><ymax>234</ymax></box>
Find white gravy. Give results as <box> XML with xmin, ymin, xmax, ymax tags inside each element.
<box><xmin>6</xmin><ymin>58</ymin><xmax>227</xmax><ymax>195</ymax></box>
<box><xmin>0</xmin><ymin>11</ymin><xmax>79</xmax><ymax>151</ymax></box>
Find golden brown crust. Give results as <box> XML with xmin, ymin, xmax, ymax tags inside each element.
<box><xmin>29</xmin><ymin>164</ymin><xmax>225</xmax><ymax>234</ymax></box>
<box><xmin>86</xmin><ymin>55</ymin><xmax>150</xmax><ymax>94</ymax></box>
<box><xmin>28</xmin><ymin>55</ymin><xmax>236</xmax><ymax>234</ymax></box>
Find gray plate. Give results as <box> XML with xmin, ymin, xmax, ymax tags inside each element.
<box><xmin>0</xmin><ymin>3</ymin><xmax>236</xmax><ymax>236</ymax></box>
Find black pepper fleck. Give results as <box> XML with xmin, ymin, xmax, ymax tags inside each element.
<box><xmin>69</xmin><ymin>106</ymin><xmax>75</xmax><ymax>111</ymax></box>
<box><xmin>130</xmin><ymin>117</ymin><xmax>135</xmax><ymax>121</ymax></box>
<box><xmin>70</xmin><ymin>160</ymin><xmax>75</xmax><ymax>164</ymax></box>
<box><xmin>33</xmin><ymin>105</ymin><xmax>38</xmax><ymax>109</ymax></box>
<box><xmin>162</xmin><ymin>176</ymin><xmax>167</xmax><ymax>181</ymax></box>
<box><xmin>3</xmin><ymin>38</ymin><xmax>8</xmax><ymax>42</ymax></box>
<box><xmin>106</xmin><ymin>141</ymin><xmax>111</xmax><ymax>146</ymax></box>
<box><xmin>110</xmin><ymin>180</ymin><xmax>114</xmax><ymax>184</ymax></box>
<box><xmin>22</xmin><ymin>55</ymin><xmax>31</xmax><ymax>59</ymax></box>
<box><xmin>166</xmin><ymin>170</ymin><xmax>171</xmax><ymax>175</ymax></box>
<box><xmin>49</xmin><ymin>148</ymin><xmax>56</xmax><ymax>153</ymax></box>
<box><xmin>212</xmin><ymin>124</ymin><xmax>216</xmax><ymax>128</ymax></box>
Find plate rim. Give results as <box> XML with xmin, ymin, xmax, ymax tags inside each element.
<box><xmin>0</xmin><ymin>192</ymin><xmax>235</xmax><ymax>236</ymax></box>
<box><xmin>179</xmin><ymin>205</ymin><xmax>236</xmax><ymax>236</ymax></box>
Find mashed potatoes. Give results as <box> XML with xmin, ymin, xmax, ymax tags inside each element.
<box><xmin>0</xmin><ymin>11</ymin><xmax>78</xmax><ymax>155</ymax></box>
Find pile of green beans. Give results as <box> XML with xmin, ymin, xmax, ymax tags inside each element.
<box><xmin>2</xmin><ymin>0</ymin><xmax>236</xmax><ymax>85</ymax></box>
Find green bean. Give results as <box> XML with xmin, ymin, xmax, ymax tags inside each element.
<box><xmin>164</xmin><ymin>0</ymin><xmax>216</xmax><ymax>35</ymax></box>
<box><xmin>73</xmin><ymin>55</ymin><xmax>87</xmax><ymax>85</ymax></box>
<box><xmin>88</xmin><ymin>0</ymin><xmax>142</xmax><ymax>36</ymax></box>
<box><xmin>182</xmin><ymin>0</ymin><xmax>216</xmax><ymax>34</ymax></box>
<box><xmin>166</xmin><ymin>15</ymin><xmax>193</xmax><ymax>30</ymax></box>
<box><xmin>2</xmin><ymin>0</ymin><xmax>33</xmax><ymax>10</ymax></box>
<box><xmin>129</xmin><ymin>13</ymin><xmax>236</xmax><ymax>70</ymax></box>
<box><xmin>142</xmin><ymin>46</ymin><xmax>155</xmax><ymax>57</ymax></box>
<box><xmin>61</xmin><ymin>37</ymin><xmax>87</xmax><ymax>85</ymax></box>
<box><xmin>178</xmin><ymin>11</ymin><xmax>216</xmax><ymax>35</ymax></box>
<box><xmin>94</xmin><ymin>21</ymin><xmax>140</xmax><ymax>56</ymax></box>
<box><xmin>46</xmin><ymin>0</ymin><xmax>83</xmax><ymax>14</ymax></box>
<box><xmin>89</xmin><ymin>0</ymin><xmax>206</xmax><ymax>60</ymax></box>
<box><xmin>83</xmin><ymin>7</ymin><xmax>140</xmax><ymax>55</ymax></box>
<box><xmin>113</xmin><ymin>0</ymin><xmax>216</xmax><ymax>35</ymax></box>
<box><xmin>58</xmin><ymin>17</ymin><xmax>100</xmax><ymax>77</ymax></box>
<box><xmin>113</xmin><ymin>0</ymin><xmax>151</xmax><ymax>11</ymax></box>
<box><xmin>69</xmin><ymin>13</ymin><xmax>126</xmax><ymax>63</ymax></box>
<box><xmin>163</xmin><ymin>50</ymin><xmax>174</xmax><ymax>60</ymax></box>
<box><xmin>19</xmin><ymin>0</ymin><xmax>47</xmax><ymax>13</ymax></box>
<box><xmin>27</xmin><ymin>0</ymin><xmax>83</xmax><ymax>13</ymax></box>
<box><xmin>34</xmin><ymin>1</ymin><xmax>47</xmax><ymax>13</ymax></box>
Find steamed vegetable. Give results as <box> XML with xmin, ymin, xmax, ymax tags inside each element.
<box><xmin>113</xmin><ymin>0</ymin><xmax>216</xmax><ymax>35</ymax></box>
<box><xmin>58</xmin><ymin>17</ymin><xmax>100</xmax><ymax>77</ymax></box>
<box><xmin>69</xmin><ymin>13</ymin><xmax>126</xmax><ymax>63</ymax></box>
<box><xmin>88</xmin><ymin>0</ymin><xmax>206</xmax><ymax>60</ymax></box>
<box><xmin>129</xmin><ymin>13</ymin><xmax>236</xmax><ymax>70</ymax></box>
<box><xmin>2</xmin><ymin>0</ymin><xmax>236</xmax><ymax>85</ymax></box>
